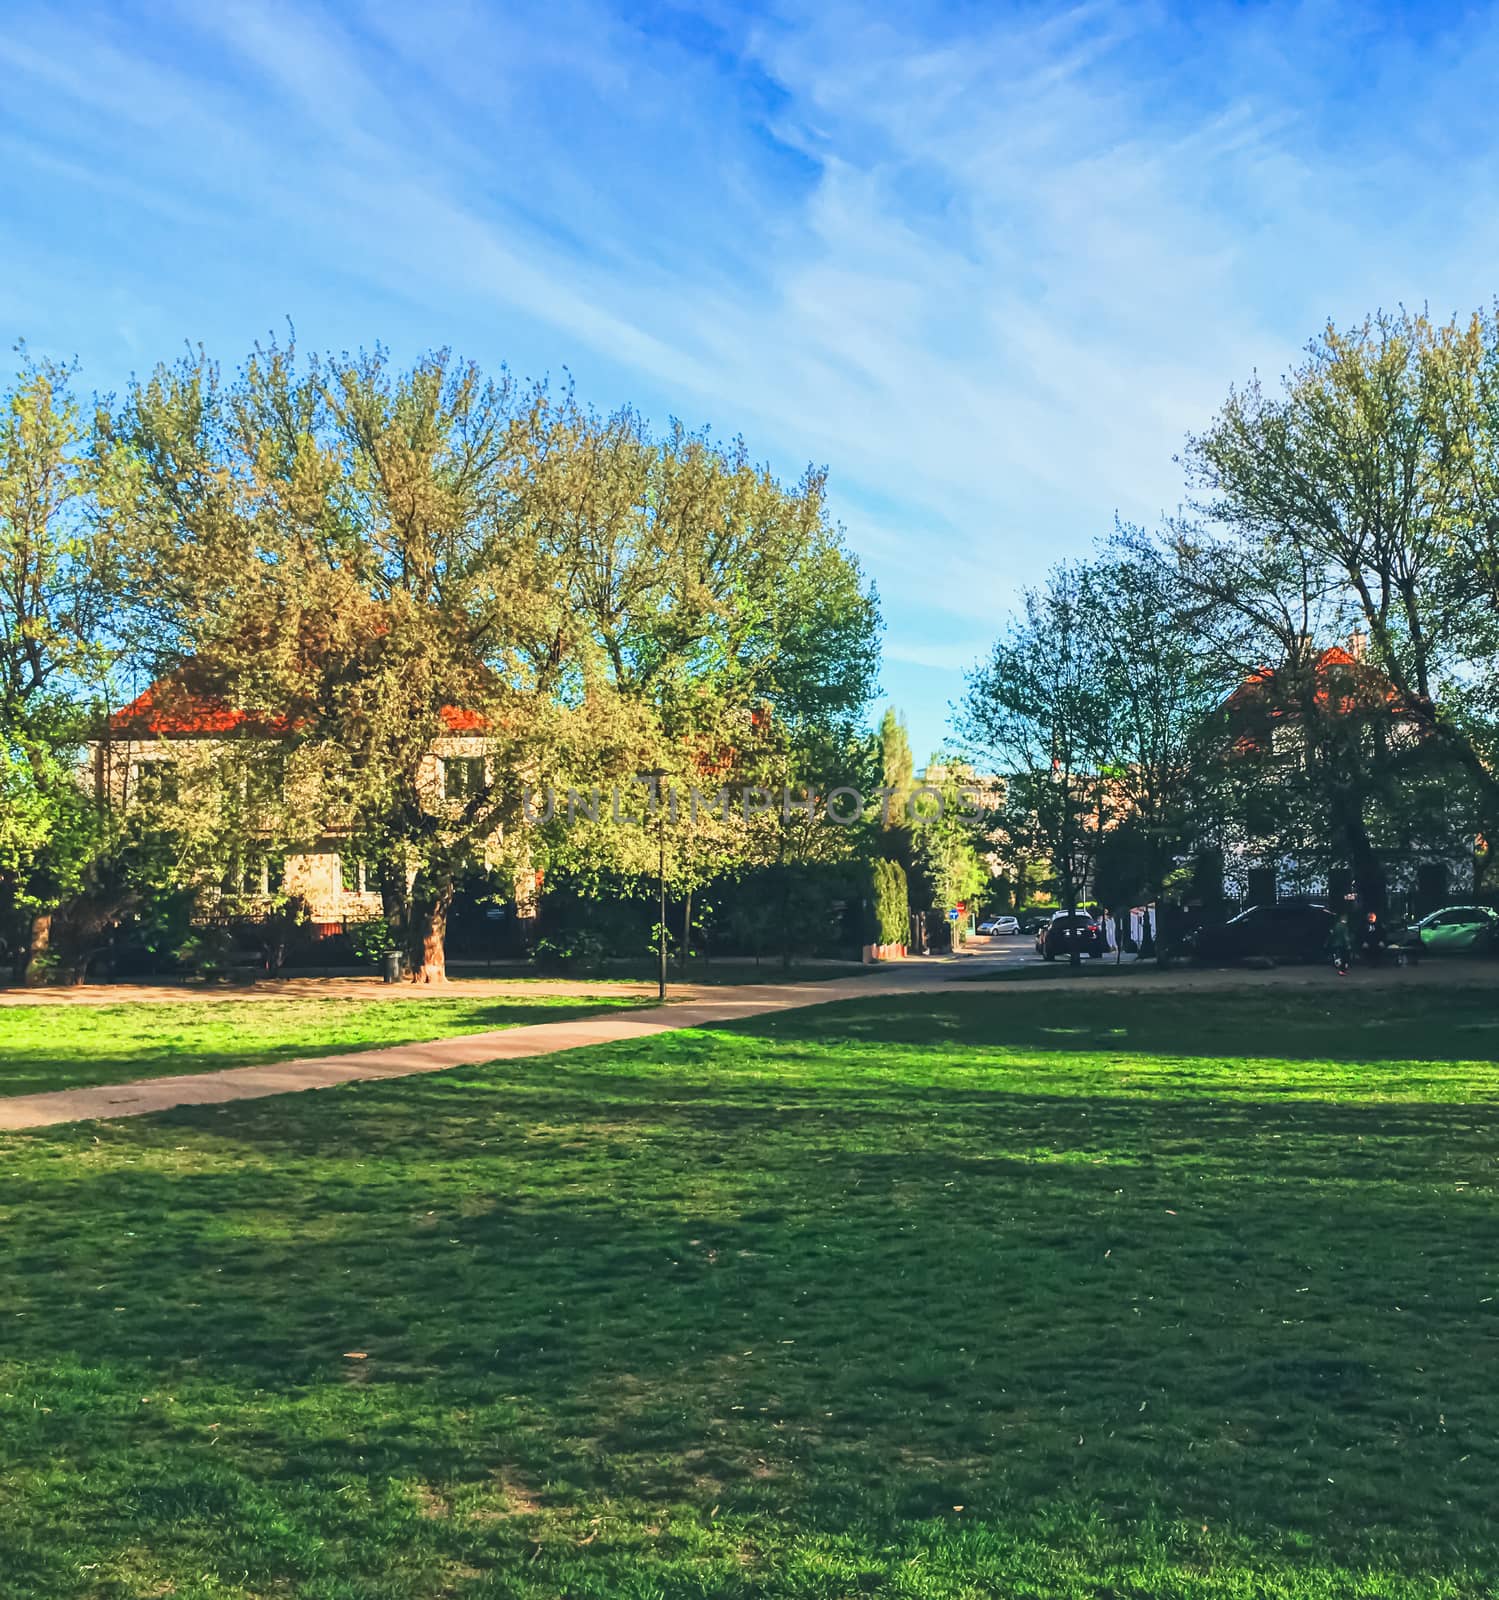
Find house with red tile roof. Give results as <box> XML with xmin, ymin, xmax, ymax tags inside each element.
<box><xmin>1217</xmin><ymin>637</ymin><xmax>1473</xmax><ymax>912</ymax></box>
<box><xmin>89</xmin><ymin>675</ymin><xmax>498</xmax><ymax>930</ymax></box>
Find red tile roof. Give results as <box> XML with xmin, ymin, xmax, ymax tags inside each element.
<box><xmin>1224</xmin><ymin>645</ymin><xmax>1415</xmax><ymax>749</ymax></box>
<box><xmin>437</xmin><ymin>705</ymin><xmax>487</xmax><ymax>732</ymax></box>
<box><xmin>107</xmin><ymin>680</ymin><xmax>485</xmax><ymax>737</ymax></box>
<box><xmin>108</xmin><ymin>684</ymin><xmax>291</xmax><ymax>737</ymax></box>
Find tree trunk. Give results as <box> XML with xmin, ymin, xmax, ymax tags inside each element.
<box><xmin>379</xmin><ymin>863</ymin><xmax>411</xmax><ymax>955</ymax></box>
<box><xmin>1350</xmin><ymin>839</ymin><xmax>1387</xmax><ymax>918</ymax></box>
<box><xmin>409</xmin><ymin>874</ymin><xmax>453</xmax><ymax>984</ymax></box>
<box><xmin>512</xmin><ymin>856</ymin><xmax>540</xmax><ymax>943</ymax></box>
<box><xmin>679</xmin><ymin>884</ymin><xmax>693</xmax><ymax>973</ymax></box>
<box><xmin>22</xmin><ymin>910</ymin><xmax>52</xmax><ymax>987</ymax></box>
<box><xmin>1333</xmin><ymin>787</ymin><xmax>1386</xmax><ymax>916</ymax></box>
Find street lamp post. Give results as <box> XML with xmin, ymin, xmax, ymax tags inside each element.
<box><xmin>637</xmin><ymin>768</ymin><xmax>668</xmax><ymax>1001</ymax></box>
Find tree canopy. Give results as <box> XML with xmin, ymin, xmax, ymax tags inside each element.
<box><xmin>1</xmin><ymin>338</ymin><xmax>882</xmax><ymax>981</ymax></box>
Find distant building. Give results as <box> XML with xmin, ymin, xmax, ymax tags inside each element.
<box><xmin>1217</xmin><ymin>638</ymin><xmax>1475</xmax><ymax>912</ymax></box>
<box><xmin>90</xmin><ymin>674</ymin><xmax>502</xmax><ymax>933</ymax></box>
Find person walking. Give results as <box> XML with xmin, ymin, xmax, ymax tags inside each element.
<box><xmin>1331</xmin><ymin>911</ymin><xmax>1355</xmax><ymax>975</ymax></box>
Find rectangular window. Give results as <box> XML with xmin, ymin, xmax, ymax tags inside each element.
<box><xmin>442</xmin><ymin>756</ymin><xmax>485</xmax><ymax>801</ymax></box>
<box><xmin>131</xmin><ymin>760</ymin><xmax>179</xmax><ymax>805</ymax></box>
<box><xmin>337</xmin><ymin>855</ymin><xmax>374</xmax><ymax>895</ymax></box>
<box><xmin>225</xmin><ymin>850</ymin><xmax>284</xmax><ymax>897</ymax></box>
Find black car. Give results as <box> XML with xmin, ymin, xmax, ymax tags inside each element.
<box><xmin>1184</xmin><ymin>902</ymin><xmax>1336</xmax><ymax>966</ymax></box>
<box><xmin>1041</xmin><ymin>912</ymin><xmax>1108</xmax><ymax>961</ymax></box>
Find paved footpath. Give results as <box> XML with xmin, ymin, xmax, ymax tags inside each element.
<box><xmin>0</xmin><ymin>952</ymin><xmax>1468</xmax><ymax>1134</ymax></box>
<box><xmin>0</xmin><ymin>963</ymin><xmax>983</xmax><ymax>1134</ymax></box>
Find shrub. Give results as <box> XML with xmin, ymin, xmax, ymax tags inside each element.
<box><xmin>348</xmin><ymin>917</ymin><xmax>399</xmax><ymax>966</ymax></box>
<box><xmin>174</xmin><ymin>922</ymin><xmax>236</xmax><ymax>980</ymax></box>
<box><xmin>531</xmin><ymin>929</ymin><xmax>608</xmax><ymax>973</ymax></box>
<box><xmin>870</xmin><ymin>859</ymin><xmax>909</xmax><ymax>947</ymax></box>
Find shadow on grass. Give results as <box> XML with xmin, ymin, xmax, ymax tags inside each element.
<box><xmin>4</xmin><ymin>984</ymin><xmax>1499</xmax><ymax>1595</ymax></box>
<box><xmin>750</xmin><ymin>984</ymin><xmax>1499</xmax><ymax>1065</ymax></box>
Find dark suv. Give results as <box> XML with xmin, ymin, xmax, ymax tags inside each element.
<box><xmin>1041</xmin><ymin>912</ymin><xmax>1108</xmax><ymax>961</ymax></box>
<box><xmin>1183</xmin><ymin>902</ymin><xmax>1336</xmax><ymax>966</ymax></box>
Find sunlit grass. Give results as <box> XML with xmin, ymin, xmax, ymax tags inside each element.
<box><xmin>3</xmin><ymin>985</ymin><xmax>1497</xmax><ymax>1596</ymax></box>
<box><xmin>0</xmin><ymin>997</ymin><xmax>645</xmax><ymax>1096</ymax></box>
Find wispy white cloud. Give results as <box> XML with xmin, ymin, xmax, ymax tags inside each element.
<box><xmin>5</xmin><ymin>0</ymin><xmax>1499</xmax><ymax>745</ymax></box>
<box><xmin>884</xmin><ymin>638</ymin><xmax>990</xmax><ymax>674</ymax></box>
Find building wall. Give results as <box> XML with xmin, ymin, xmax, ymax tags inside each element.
<box><xmin>85</xmin><ymin>731</ymin><xmax>509</xmax><ymax>928</ymax></box>
<box><xmin>1219</xmin><ymin>835</ymin><xmax>1474</xmax><ymax>915</ymax></box>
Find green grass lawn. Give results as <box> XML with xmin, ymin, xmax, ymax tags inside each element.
<box><xmin>0</xmin><ymin>997</ymin><xmax>645</xmax><ymax>1097</ymax></box>
<box><xmin>4</xmin><ymin>985</ymin><xmax>1499</xmax><ymax>1597</ymax></box>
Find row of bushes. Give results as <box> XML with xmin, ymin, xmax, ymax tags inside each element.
<box><xmin>13</xmin><ymin>854</ymin><xmax>967</xmax><ymax>983</ymax></box>
<box><xmin>531</xmin><ymin>861</ymin><xmax>875</xmax><ymax>971</ymax></box>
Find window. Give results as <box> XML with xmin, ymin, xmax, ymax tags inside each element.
<box><xmin>130</xmin><ymin>760</ymin><xmax>179</xmax><ymax>805</ymax></box>
<box><xmin>337</xmin><ymin>854</ymin><xmax>374</xmax><ymax>895</ymax></box>
<box><xmin>441</xmin><ymin>756</ymin><xmax>485</xmax><ymax>801</ymax></box>
<box><xmin>225</xmin><ymin>850</ymin><xmax>284</xmax><ymax>897</ymax></box>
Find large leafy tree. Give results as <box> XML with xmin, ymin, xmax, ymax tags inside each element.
<box><xmin>526</xmin><ymin>409</ymin><xmax>879</xmax><ymax>971</ymax></box>
<box><xmin>1078</xmin><ymin>538</ymin><xmax>1230</xmax><ymax>911</ymax></box>
<box><xmin>104</xmin><ymin>341</ymin><xmax>880</xmax><ymax>980</ymax></box>
<box><xmin>101</xmin><ymin>341</ymin><xmax>569</xmax><ymax>980</ymax></box>
<box><xmin>960</xmin><ymin>567</ymin><xmax>1113</xmax><ymax>966</ymax></box>
<box><xmin>1181</xmin><ymin>308</ymin><xmax>1499</xmax><ymax>855</ymax></box>
<box><xmin>0</xmin><ymin>351</ymin><xmax>124</xmax><ymax>979</ymax></box>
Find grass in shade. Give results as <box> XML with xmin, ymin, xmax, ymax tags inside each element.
<box><xmin>3</xmin><ymin>985</ymin><xmax>1499</xmax><ymax>1596</ymax></box>
<box><xmin>0</xmin><ymin>997</ymin><xmax>645</xmax><ymax>1097</ymax></box>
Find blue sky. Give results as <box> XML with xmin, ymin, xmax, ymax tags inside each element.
<box><xmin>4</xmin><ymin>0</ymin><xmax>1498</xmax><ymax>755</ymax></box>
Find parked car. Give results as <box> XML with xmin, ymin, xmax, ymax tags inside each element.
<box><xmin>1040</xmin><ymin>911</ymin><xmax>1108</xmax><ymax>961</ymax></box>
<box><xmin>978</xmin><ymin>915</ymin><xmax>1019</xmax><ymax>936</ymax></box>
<box><xmin>1020</xmin><ymin>915</ymin><xmax>1049</xmax><ymax>936</ymax></box>
<box><xmin>1182</xmin><ymin>902</ymin><xmax>1336</xmax><ymax>966</ymax></box>
<box><xmin>1412</xmin><ymin>904</ymin><xmax>1499</xmax><ymax>956</ymax></box>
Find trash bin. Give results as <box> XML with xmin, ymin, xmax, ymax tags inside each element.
<box><xmin>381</xmin><ymin>950</ymin><xmax>403</xmax><ymax>984</ymax></box>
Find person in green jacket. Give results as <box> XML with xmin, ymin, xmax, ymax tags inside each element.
<box><xmin>1330</xmin><ymin>911</ymin><xmax>1355</xmax><ymax>975</ymax></box>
